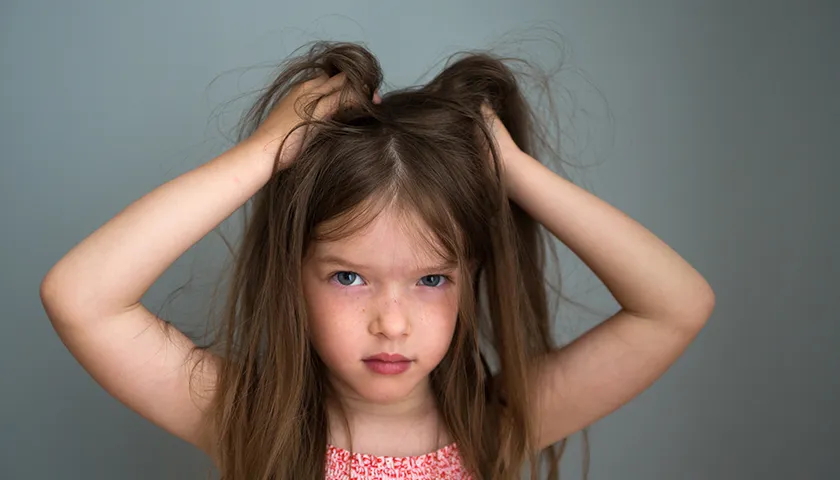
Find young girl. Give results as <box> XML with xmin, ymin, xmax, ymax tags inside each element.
<box><xmin>40</xmin><ymin>42</ymin><xmax>715</xmax><ymax>479</ymax></box>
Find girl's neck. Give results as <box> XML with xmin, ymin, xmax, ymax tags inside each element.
<box><xmin>326</xmin><ymin>378</ymin><xmax>451</xmax><ymax>456</ymax></box>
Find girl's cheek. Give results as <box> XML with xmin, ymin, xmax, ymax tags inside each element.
<box><xmin>322</xmin><ymin>293</ymin><xmax>369</xmax><ymax>323</ymax></box>
<box><xmin>422</xmin><ymin>286</ymin><xmax>459</xmax><ymax>311</ymax></box>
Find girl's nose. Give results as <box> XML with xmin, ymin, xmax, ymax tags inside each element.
<box><xmin>369</xmin><ymin>293</ymin><xmax>410</xmax><ymax>339</ymax></box>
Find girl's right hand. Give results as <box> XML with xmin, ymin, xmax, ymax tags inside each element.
<box><xmin>248</xmin><ymin>72</ymin><xmax>362</xmax><ymax>168</ymax></box>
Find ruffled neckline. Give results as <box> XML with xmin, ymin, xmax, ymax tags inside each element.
<box><xmin>325</xmin><ymin>442</ymin><xmax>471</xmax><ymax>479</ymax></box>
<box><xmin>326</xmin><ymin>441</ymin><xmax>459</xmax><ymax>461</ymax></box>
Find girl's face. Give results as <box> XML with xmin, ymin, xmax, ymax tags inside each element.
<box><xmin>302</xmin><ymin>206</ymin><xmax>460</xmax><ymax>405</ymax></box>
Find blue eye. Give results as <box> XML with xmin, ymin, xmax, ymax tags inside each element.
<box><xmin>419</xmin><ymin>275</ymin><xmax>445</xmax><ymax>287</ymax></box>
<box><xmin>334</xmin><ymin>271</ymin><xmax>363</xmax><ymax>286</ymax></box>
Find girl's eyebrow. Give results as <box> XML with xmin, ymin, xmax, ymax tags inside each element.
<box><xmin>316</xmin><ymin>254</ymin><xmax>458</xmax><ymax>274</ymax></box>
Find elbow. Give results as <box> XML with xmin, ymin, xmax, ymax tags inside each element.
<box><xmin>40</xmin><ymin>269</ymin><xmax>83</xmax><ymax>325</ymax></box>
<box><xmin>696</xmin><ymin>281</ymin><xmax>716</xmax><ymax>316</ymax></box>
<box><xmin>40</xmin><ymin>265</ymin><xmax>69</xmax><ymax>305</ymax></box>
<box><xmin>40</xmin><ymin>270</ymin><xmax>59</xmax><ymax>308</ymax></box>
<box><xmin>678</xmin><ymin>282</ymin><xmax>716</xmax><ymax>330</ymax></box>
<box><xmin>648</xmin><ymin>280</ymin><xmax>716</xmax><ymax>332</ymax></box>
<box><xmin>40</xmin><ymin>271</ymin><xmax>65</xmax><ymax>323</ymax></box>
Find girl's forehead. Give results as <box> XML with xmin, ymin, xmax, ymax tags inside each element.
<box><xmin>310</xmin><ymin>208</ymin><xmax>454</xmax><ymax>273</ymax></box>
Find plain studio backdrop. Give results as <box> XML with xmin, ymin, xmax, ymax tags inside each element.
<box><xmin>1</xmin><ymin>1</ymin><xmax>837</xmax><ymax>479</ymax></box>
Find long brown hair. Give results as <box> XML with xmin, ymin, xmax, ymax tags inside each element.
<box><xmin>196</xmin><ymin>41</ymin><xmax>579</xmax><ymax>479</ymax></box>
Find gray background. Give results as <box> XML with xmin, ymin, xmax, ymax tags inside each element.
<box><xmin>2</xmin><ymin>1</ymin><xmax>837</xmax><ymax>478</ymax></box>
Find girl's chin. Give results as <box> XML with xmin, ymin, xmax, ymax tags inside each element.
<box><xmin>355</xmin><ymin>379</ymin><xmax>429</xmax><ymax>404</ymax></box>
<box><xmin>330</xmin><ymin>373</ymin><xmax>432</xmax><ymax>406</ymax></box>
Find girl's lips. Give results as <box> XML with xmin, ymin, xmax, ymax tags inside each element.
<box><xmin>363</xmin><ymin>353</ymin><xmax>412</xmax><ymax>375</ymax></box>
<box><xmin>363</xmin><ymin>353</ymin><xmax>410</xmax><ymax>362</ymax></box>
<box><xmin>363</xmin><ymin>359</ymin><xmax>411</xmax><ymax>375</ymax></box>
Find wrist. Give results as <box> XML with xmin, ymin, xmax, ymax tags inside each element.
<box><xmin>244</xmin><ymin>131</ymin><xmax>300</xmax><ymax>172</ymax></box>
<box><xmin>215</xmin><ymin>138</ymin><xmax>279</xmax><ymax>187</ymax></box>
<box><xmin>501</xmin><ymin>150</ymin><xmax>541</xmax><ymax>200</ymax></box>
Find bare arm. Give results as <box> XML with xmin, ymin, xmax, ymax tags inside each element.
<box><xmin>507</xmin><ymin>153</ymin><xmax>714</xmax><ymax>448</ymax></box>
<box><xmin>487</xmin><ymin>110</ymin><xmax>715</xmax><ymax>449</ymax></box>
<box><xmin>40</xmin><ymin>73</ymin><xmax>350</xmax><ymax>455</ymax></box>
<box><xmin>40</xmin><ymin>139</ymin><xmax>276</xmax><ymax>454</ymax></box>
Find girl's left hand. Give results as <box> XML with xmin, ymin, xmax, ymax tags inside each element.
<box><xmin>481</xmin><ymin>104</ymin><xmax>523</xmax><ymax>166</ymax></box>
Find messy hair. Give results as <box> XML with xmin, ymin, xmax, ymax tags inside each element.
<box><xmin>198</xmin><ymin>41</ymin><xmax>581</xmax><ymax>479</ymax></box>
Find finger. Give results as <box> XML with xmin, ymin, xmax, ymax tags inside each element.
<box><xmin>313</xmin><ymin>87</ymin><xmax>369</xmax><ymax>119</ymax></box>
<box><xmin>337</xmin><ymin>85</ymin><xmax>379</xmax><ymax>112</ymax></box>
<box><xmin>312</xmin><ymin>71</ymin><xmax>347</xmax><ymax>95</ymax></box>
<box><xmin>295</xmin><ymin>73</ymin><xmax>344</xmax><ymax>118</ymax></box>
<box><xmin>314</xmin><ymin>83</ymin><xmax>379</xmax><ymax>119</ymax></box>
<box><xmin>311</xmin><ymin>89</ymin><xmax>344</xmax><ymax>120</ymax></box>
<box><xmin>480</xmin><ymin>103</ymin><xmax>496</xmax><ymax>119</ymax></box>
<box><xmin>299</xmin><ymin>72</ymin><xmax>331</xmax><ymax>92</ymax></box>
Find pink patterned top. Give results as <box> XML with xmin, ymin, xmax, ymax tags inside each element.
<box><xmin>325</xmin><ymin>442</ymin><xmax>473</xmax><ymax>479</ymax></box>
